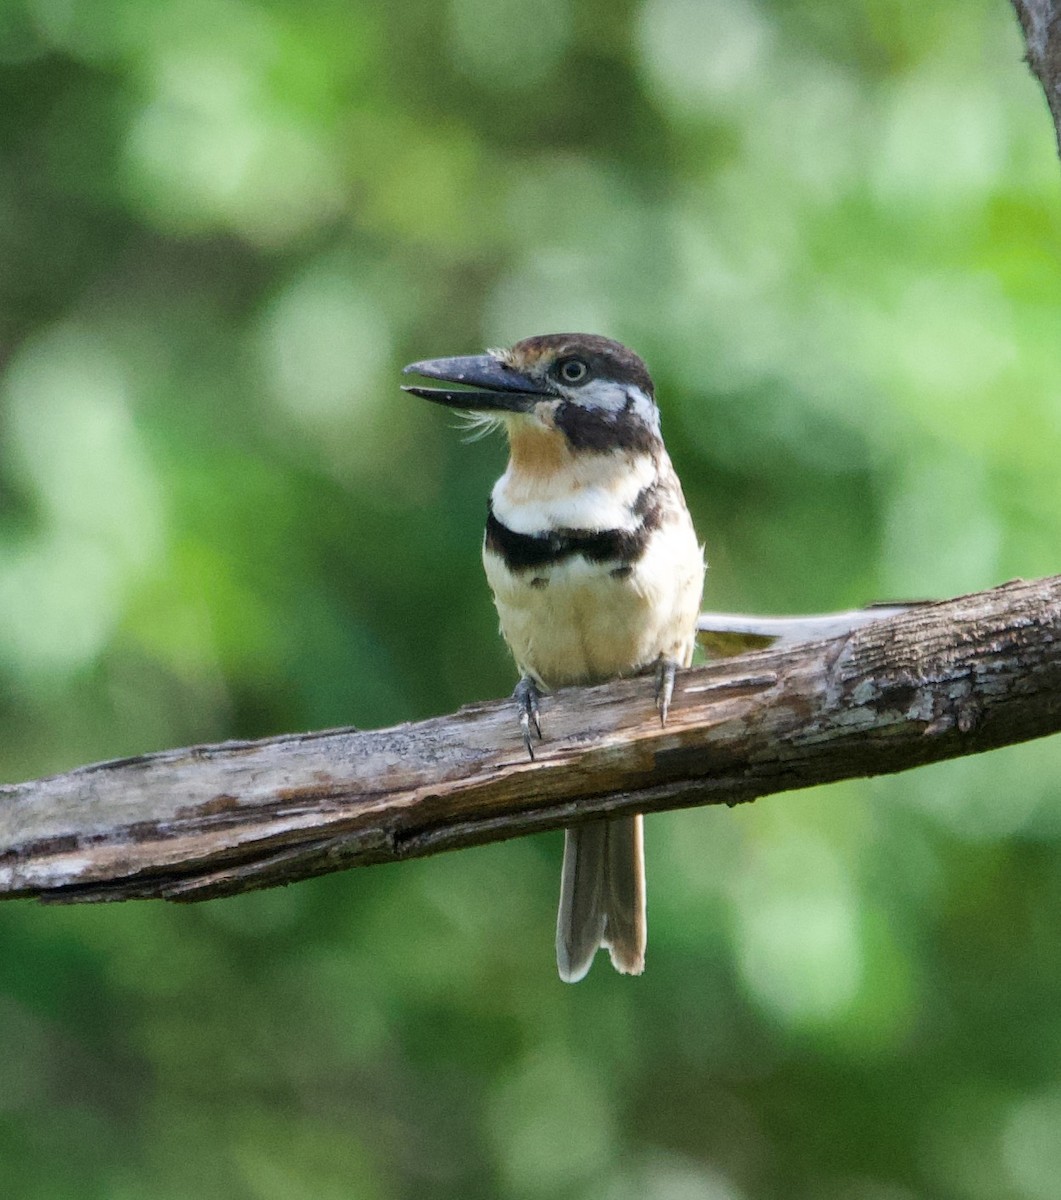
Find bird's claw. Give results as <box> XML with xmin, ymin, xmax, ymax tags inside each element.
<box><xmin>655</xmin><ymin>658</ymin><xmax>678</xmax><ymax>726</ymax></box>
<box><xmin>514</xmin><ymin>676</ymin><xmax>543</xmax><ymax>759</ymax></box>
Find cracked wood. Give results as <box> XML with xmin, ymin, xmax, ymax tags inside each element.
<box><xmin>1012</xmin><ymin>0</ymin><xmax>1061</xmax><ymax>159</ymax></box>
<box><xmin>1</xmin><ymin>576</ymin><xmax>1060</xmax><ymax>904</ymax></box>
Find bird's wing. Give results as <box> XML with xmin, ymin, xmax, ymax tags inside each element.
<box><xmin>696</xmin><ymin>602</ymin><xmax>935</xmax><ymax>658</ymax></box>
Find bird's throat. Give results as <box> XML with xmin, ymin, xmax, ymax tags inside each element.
<box><xmin>504</xmin><ymin>421</ymin><xmax>577</xmax><ymax>482</ymax></box>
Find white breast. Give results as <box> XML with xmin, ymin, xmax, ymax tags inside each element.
<box><xmin>490</xmin><ymin>451</ymin><xmax>658</xmax><ymax>535</ymax></box>
<box><xmin>483</xmin><ymin>507</ymin><xmax>704</xmax><ymax>689</ymax></box>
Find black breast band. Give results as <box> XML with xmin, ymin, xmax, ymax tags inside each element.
<box><xmin>485</xmin><ymin>484</ymin><xmax>663</xmax><ymax>573</ymax></box>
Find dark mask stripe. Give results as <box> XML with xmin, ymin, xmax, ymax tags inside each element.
<box><xmin>553</xmin><ymin>397</ymin><xmax>661</xmax><ymax>455</ymax></box>
<box><xmin>485</xmin><ymin>484</ymin><xmax>664</xmax><ymax>573</ymax></box>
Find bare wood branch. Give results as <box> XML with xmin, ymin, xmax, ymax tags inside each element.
<box><xmin>2</xmin><ymin>576</ymin><xmax>1060</xmax><ymax>906</ymax></box>
<box><xmin>1012</xmin><ymin>0</ymin><xmax>1061</xmax><ymax>159</ymax></box>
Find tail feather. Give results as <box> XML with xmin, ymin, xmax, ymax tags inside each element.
<box><xmin>556</xmin><ymin>815</ymin><xmax>646</xmax><ymax>982</ymax></box>
<box><xmin>602</xmin><ymin>814</ymin><xmax>646</xmax><ymax>975</ymax></box>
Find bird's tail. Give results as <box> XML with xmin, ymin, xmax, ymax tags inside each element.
<box><xmin>556</xmin><ymin>815</ymin><xmax>646</xmax><ymax>982</ymax></box>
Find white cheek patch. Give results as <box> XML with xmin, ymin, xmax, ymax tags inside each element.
<box><xmin>566</xmin><ymin>382</ymin><xmax>659</xmax><ymax>431</ymax></box>
<box><xmin>627</xmin><ymin>388</ymin><xmax>661</xmax><ymax>434</ymax></box>
<box><xmin>574</xmin><ymin>379</ymin><xmax>631</xmax><ymax>413</ymax></box>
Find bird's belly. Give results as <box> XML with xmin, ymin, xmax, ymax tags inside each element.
<box><xmin>483</xmin><ymin>521</ymin><xmax>703</xmax><ymax>690</ymax></box>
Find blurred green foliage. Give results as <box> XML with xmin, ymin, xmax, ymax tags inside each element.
<box><xmin>2</xmin><ymin>0</ymin><xmax>1061</xmax><ymax>1196</ymax></box>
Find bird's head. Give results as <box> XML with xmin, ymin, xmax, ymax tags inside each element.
<box><xmin>402</xmin><ymin>333</ymin><xmax>661</xmax><ymax>454</ymax></box>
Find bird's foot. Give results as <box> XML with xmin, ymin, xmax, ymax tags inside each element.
<box><xmin>514</xmin><ymin>675</ymin><xmax>543</xmax><ymax>759</ymax></box>
<box><xmin>655</xmin><ymin>658</ymin><xmax>679</xmax><ymax>726</ymax></box>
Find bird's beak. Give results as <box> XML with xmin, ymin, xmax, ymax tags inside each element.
<box><xmin>401</xmin><ymin>354</ymin><xmax>551</xmax><ymax>412</ymax></box>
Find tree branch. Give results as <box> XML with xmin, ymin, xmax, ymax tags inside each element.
<box><xmin>2</xmin><ymin>576</ymin><xmax>1060</xmax><ymax>906</ymax></box>
<box><xmin>1012</xmin><ymin>0</ymin><xmax>1061</xmax><ymax>158</ymax></box>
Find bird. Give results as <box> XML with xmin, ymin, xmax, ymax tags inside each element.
<box><xmin>402</xmin><ymin>333</ymin><xmax>705</xmax><ymax>981</ymax></box>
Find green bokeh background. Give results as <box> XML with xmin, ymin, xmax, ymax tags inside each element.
<box><xmin>3</xmin><ymin>1</ymin><xmax>1061</xmax><ymax>1197</ymax></box>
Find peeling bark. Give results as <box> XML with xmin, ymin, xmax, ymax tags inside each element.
<box><xmin>2</xmin><ymin>577</ymin><xmax>1059</xmax><ymax>905</ymax></box>
<box><xmin>1012</xmin><ymin>0</ymin><xmax>1061</xmax><ymax>158</ymax></box>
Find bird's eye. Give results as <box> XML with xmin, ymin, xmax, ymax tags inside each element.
<box><xmin>557</xmin><ymin>358</ymin><xmax>589</xmax><ymax>384</ymax></box>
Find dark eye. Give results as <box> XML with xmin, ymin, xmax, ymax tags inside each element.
<box><xmin>557</xmin><ymin>358</ymin><xmax>589</xmax><ymax>384</ymax></box>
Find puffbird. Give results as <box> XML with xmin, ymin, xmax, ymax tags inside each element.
<box><xmin>403</xmin><ymin>334</ymin><xmax>705</xmax><ymax>981</ymax></box>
